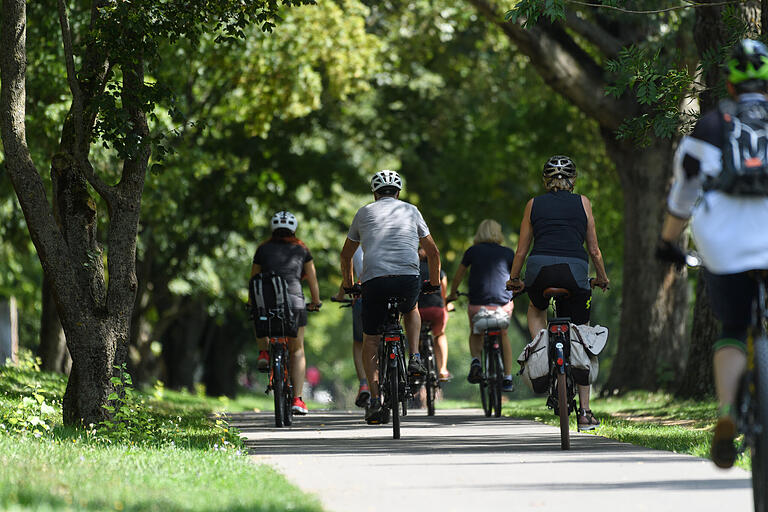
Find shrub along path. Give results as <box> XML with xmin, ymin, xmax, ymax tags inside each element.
<box><xmin>234</xmin><ymin>408</ymin><xmax>751</xmax><ymax>512</ymax></box>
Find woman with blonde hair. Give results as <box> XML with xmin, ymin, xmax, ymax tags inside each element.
<box><xmin>447</xmin><ymin>219</ymin><xmax>516</xmax><ymax>391</ymax></box>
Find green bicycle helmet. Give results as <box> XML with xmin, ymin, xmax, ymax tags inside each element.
<box><xmin>727</xmin><ymin>39</ymin><xmax>768</xmax><ymax>90</ymax></box>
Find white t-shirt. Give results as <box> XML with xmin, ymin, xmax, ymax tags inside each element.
<box><xmin>347</xmin><ymin>197</ymin><xmax>430</xmax><ymax>283</ymax></box>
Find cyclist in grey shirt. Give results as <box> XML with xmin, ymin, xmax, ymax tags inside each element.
<box><xmin>340</xmin><ymin>170</ymin><xmax>441</xmax><ymax>424</ymax></box>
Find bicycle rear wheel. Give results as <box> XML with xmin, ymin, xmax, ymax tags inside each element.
<box><xmin>391</xmin><ymin>363</ymin><xmax>401</xmax><ymax>439</ymax></box>
<box><xmin>752</xmin><ymin>336</ymin><xmax>768</xmax><ymax>512</ymax></box>
<box><xmin>283</xmin><ymin>381</ymin><xmax>293</xmax><ymax>427</ymax></box>
<box><xmin>491</xmin><ymin>350</ymin><xmax>503</xmax><ymax>418</ymax></box>
<box><xmin>556</xmin><ymin>372</ymin><xmax>570</xmax><ymax>450</ymax></box>
<box><xmin>425</xmin><ymin>340</ymin><xmax>437</xmax><ymax>416</ymax></box>
<box><xmin>273</xmin><ymin>358</ymin><xmax>285</xmax><ymax>428</ymax></box>
<box><xmin>480</xmin><ymin>350</ymin><xmax>491</xmax><ymax>417</ymax></box>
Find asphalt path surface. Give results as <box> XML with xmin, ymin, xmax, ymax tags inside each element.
<box><xmin>232</xmin><ymin>408</ymin><xmax>752</xmax><ymax>512</ymax></box>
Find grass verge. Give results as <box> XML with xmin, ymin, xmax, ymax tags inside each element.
<box><xmin>0</xmin><ymin>357</ymin><xmax>323</xmax><ymax>512</ymax></box>
<box><xmin>503</xmin><ymin>392</ymin><xmax>752</xmax><ymax>470</ymax></box>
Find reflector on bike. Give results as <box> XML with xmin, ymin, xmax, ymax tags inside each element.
<box><xmin>384</xmin><ymin>336</ymin><xmax>399</xmax><ymax>341</ymax></box>
<box><xmin>488</xmin><ymin>331</ymin><xmax>501</xmax><ymax>336</ymax></box>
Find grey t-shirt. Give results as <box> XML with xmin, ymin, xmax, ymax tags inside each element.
<box><xmin>347</xmin><ymin>197</ymin><xmax>430</xmax><ymax>283</ymax></box>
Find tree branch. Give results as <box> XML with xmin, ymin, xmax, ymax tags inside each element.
<box><xmin>563</xmin><ymin>10</ymin><xmax>622</xmax><ymax>60</ymax></box>
<box><xmin>467</xmin><ymin>0</ymin><xmax>636</xmax><ymax>131</ymax></box>
<box><xmin>57</xmin><ymin>0</ymin><xmax>115</xmax><ymax>202</ymax></box>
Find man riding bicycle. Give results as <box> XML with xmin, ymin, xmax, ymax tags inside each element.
<box><xmin>657</xmin><ymin>39</ymin><xmax>768</xmax><ymax>468</ymax></box>
<box><xmin>340</xmin><ymin>170</ymin><xmax>441</xmax><ymax>424</ymax></box>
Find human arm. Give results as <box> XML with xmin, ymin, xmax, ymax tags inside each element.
<box><xmin>447</xmin><ymin>264</ymin><xmax>467</xmax><ymax>303</ymax></box>
<box><xmin>440</xmin><ymin>272</ymin><xmax>454</xmax><ymax>311</ymax></box>
<box><xmin>506</xmin><ymin>198</ymin><xmax>533</xmax><ymax>292</ymax></box>
<box><xmin>340</xmin><ymin>237</ymin><xmax>360</xmax><ymax>290</ymax></box>
<box><xmin>303</xmin><ymin>260</ymin><xmax>322</xmax><ymax>309</ymax></box>
<box><xmin>250</xmin><ymin>263</ymin><xmax>261</xmax><ymax>278</ymax></box>
<box><xmin>420</xmin><ymin>234</ymin><xmax>441</xmax><ymax>288</ymax></box>
<box><xmin>582</xmin><ymin>195</ymin><xmax>609</xmax><ymax>290</ymax></box>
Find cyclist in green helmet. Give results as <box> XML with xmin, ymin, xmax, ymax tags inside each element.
<box><xmin>657</xmin><ymin>39</ymin><xmax>768</xmax><ymax>469</ymax></box>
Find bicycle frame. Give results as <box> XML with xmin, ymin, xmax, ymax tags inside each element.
<box><xmin>378</xmin><ymin>298</ymin><xmax>410</xmax><ymax>439</ymax></box>
<box><xmin>480</xmin><ymin>329</ymin><xmax>504</xmax><ymax>418</ymax></box>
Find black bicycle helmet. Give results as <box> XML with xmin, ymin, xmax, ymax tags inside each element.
<box><xmin>727</xmin><ymin>39</ymin><xmax>768</xmax><ymax>91</ymax></box>
<box><xmin>543</xmin><ymin>155</ymin><xmax>577</xmax><ymax>181</ymax></box>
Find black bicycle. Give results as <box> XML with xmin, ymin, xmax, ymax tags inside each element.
<box><xmin>734</xmin><ymin>270</ymin><xmax>768</xmax><ymax>512</ymax></box>
<box><xmin>267</xmin><ymin>334</ymin><xmax>293</xmax><ymax>428</ymax></box>
<box><xmin>417</xmin><ymin>321</ymin><xmax>440</xmax><ymax>416</ymax></box>
<box><xmin>450</xmin><ymin>292</ymin><xmax>506</xmax><ymax>418</ymax></box>
<box><xmin>375</xmin><ymin>296</ymin><xmax>412</xmax><ymax>439</ymax></box>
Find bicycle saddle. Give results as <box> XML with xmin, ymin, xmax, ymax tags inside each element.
<box><xmin>543</xmin><ymin>287</ymin><xmax>571</xmax><ymax>299</ymax></box>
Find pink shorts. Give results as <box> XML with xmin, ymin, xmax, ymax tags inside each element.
<box><xmin>468</xmin><ymin>303</ymin><xmax>514</xmax><ymax>329</ymax></box>
<box><xmin>419</xmin><ymin>306</ymin><xmax>448</xmax><ymax>335</ymax></box>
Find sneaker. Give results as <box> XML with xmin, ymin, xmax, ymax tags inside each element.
<box><xmin>577</xmin><ymin>408</ymin><xmax>600</xmax><ymax>431</ymax></box>
<box><xmin>467</xmin><ymin>360</ymin><xmax>482</xmax><ymax>384</ymax></box>
<box><xmin>502</xmin><ymin>377</ymin><xmax>515</xmax><ymax>392</ymax></box>
<box><xmin>408</xmin><ymin>355</ymin><xmax>427</xmax><ymax>379</ymax></box>
<box><xmin>256</xmin><ymin>351</ymin><xmax>269</xmax><ymax>373</ymax></box>
<box><xmin>365</xmin><ymin>398</ymin><xmax>388</xmax><ymax>425</ymax></box>
<box><xmin>355</xmin><ymin>384</ymin><xmax>371</xmax><ymax>408</ymax></box>
<box><xmin>711</xmin><ymin>415</ymin><xmax>737</xmax><ymax>469</ymax></box>
<box><xmin>292</xmin><ymin>397</ymin><xmax>308</xmax><ymax>415</ymax></box>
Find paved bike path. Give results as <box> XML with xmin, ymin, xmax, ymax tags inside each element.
<box><xmin>232</xmin><ymin>409</ymin><xmax>752</xmax><ymax>512</ymax></box>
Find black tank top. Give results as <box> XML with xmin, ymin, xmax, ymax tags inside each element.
<box><xmin>530</xmin><ymin>190</ymin><xmax>588</xmax><ymax>261</ymax></box>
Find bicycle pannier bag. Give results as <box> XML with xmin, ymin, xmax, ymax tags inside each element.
<box><xmin>249</xmin><ymin>272</ymin><xmax>298</xmax><ymax>338</ymax></box>
<box><xmin>569</xmin><ymin>324</ymin><xmax>607</xmax><ymax>385</ymax></box>
<box><xmin>517</xmin><ymin>330</ymin><xmax>549</xmax><ymax>394</ymax></box>
<box><xmin>704</xmin><ymin>99</ymin><xmax>768</xmax><ymax>196</ymax></box>
<box><xmin>472</xmin><ymin>307</ymin><xmax>511</xmax><ymax>334</ymax></box>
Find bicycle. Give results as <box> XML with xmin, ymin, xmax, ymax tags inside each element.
<box><xmin>375</xmin><ymin>295</ymin><xmax>412</xmax><ymax>439</ymax></box>
<box><xmin>731</xmin><ymin>270</ymin><xmax>768</xmax><ymax>511</ymax></box>
<box><xmin>416</xmin><ymin>320</ymin><xmax>440</xmax><ymax>416</ymax></box>
<box><xmin>449</xmin><ymin>292</ymin><xmax>507</xmax><ymax>418</ymax></box>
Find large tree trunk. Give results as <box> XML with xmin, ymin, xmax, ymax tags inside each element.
<box><xmin>603</xmin><ymin>136</ymin><xmax>689</xmax><ymax>391</ymax></box>
<box><xmin>37</xmin><ymin>276</ymin><xmax>71</xmax><ymax>373</ymax></box>
<box><xmin>677</xmin><ymin>274</ymin><xmax>718</xmax><ymax>398</ymax></box>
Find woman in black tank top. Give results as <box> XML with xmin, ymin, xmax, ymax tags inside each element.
<box><xmin>506</xmin><ymin>156</ymin><xmax>610</xmax><ymax>429</ymax></box>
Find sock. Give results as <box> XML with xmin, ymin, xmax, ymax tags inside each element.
<box><xmin>504</xmin><ymin>374</ymin><xmax>512</xmax><ymax>380</ymax></box>
<box><xmin>359</xmin><ymin>378</ymin><xmax>368</xmax><ymax>386</ymax></box>
<box><xmin>412</xmin><ymin>353</ymin><xmax>421</xmax><ymax>360</ymax></box>
<box><xmin>471</xmin><ymin>357</ymin><xmax>480</xmax><ymax>365</ymax></box>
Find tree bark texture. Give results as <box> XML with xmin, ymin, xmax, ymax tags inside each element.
<box><xmin>2</xmin><ymin>0</ymin><xmax>149</xmax><ymax>426</ymax></box>
<box><xmin>467</xmin><ymin>0</ymin><xmax>690</xmax><ymax>390</ymax></box>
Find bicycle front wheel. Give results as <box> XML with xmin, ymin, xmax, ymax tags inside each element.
<box><xmin>556</xmin><ymin>372</ymin><xmax>571</xmax><ymax>450</ymax></box>
<box><xmin>391</xmin><ymin>363</ymin><xmax>401</xmax><ymax>439</ymax></box>
<box><xmin>753</xmin><ymin>336</ymin><xmax>768</xmax><ymax>512</ymax></box>
<box><xmin>273</xmin><ymin>358</ymin><xmax>285</xmax><ymax>428</ymax></box>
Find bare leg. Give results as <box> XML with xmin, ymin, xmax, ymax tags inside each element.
<box><xmin>713</xmin><ymin>346</ymin><xmax>747</xmax><ymax>413</ymax></box>
<box><xmin>363</xmin><ymin>333</ymin><xmax>380</xmax><ymax>398</ymax></box>
<box><xmin>353</xmin><ymin>341</ymin><xmax>365</xmax><ymax>381</ymax></box>
<box><xmin>527</xmin><ymin>302</ymin><xmax>548</xmax><ymax>339</ymax></box>
<box><xmin>578</xmin><ymin>384</ymin><xmax>591</xmax><ymax>409</ymax></box>
<box><xmin>500</xmin><ymin>329</ymin><xmax>513</xmax><ymax>375</ymax></box>
<box><xmin>403</xmin><ymin>307</ymin><xmax>422</xmax><ymax>355</ymax></box>
<box><xmin>433</xmin><ymin>331</ymin><xmax>449</xmax><ymax>375</ymax></box>
<box><xmin>469</xmin><ymin>332</ymin><xmax>483</xmax><ymax>359</ymax></box>
<box><xmin>288</xmin><ymin>327</ymin><xmax>306</xmax><ymax>396</ymax></box>
<box><xmin>256</xmin><ymin>335</ymin><xmax>268</xmax><ymax>352</ymax></box>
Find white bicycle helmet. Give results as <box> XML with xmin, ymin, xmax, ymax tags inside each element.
<box><xmin>542</xmin><ymin>155</ymin><xmax>577</xmax><ymax>181</ymax></box>
<box><xmin>370</xmin><ymin>170</ymin><xmax>403</xmax><ymax>192</ymax></box>
<box><xmin>271</xmin><ymin>211</ymin><xmax>298</xmax><ymax>233</ymax></box>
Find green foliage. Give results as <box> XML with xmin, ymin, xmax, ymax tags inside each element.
<box><xmin>505</xmin><ymin>0</ymin><xmax>566</xmax><ymax>26</ymax></box>
<box><xmin>0</xmin><ymin>354</ymin><xmax>60</xmax><ymax>438</ymax></box>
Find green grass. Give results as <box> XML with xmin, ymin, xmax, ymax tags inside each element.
<box><xmin>0</xmin><ymin>359</ymin><xmax>324</xmax><ymax>512</ymax></box>
<box><xmin>503</xmin><ymin>392</ymin><xmax>752</xmax><ymax>469</ymax></box>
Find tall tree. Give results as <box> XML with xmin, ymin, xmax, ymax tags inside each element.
<box><xmin>0</xmin><ymin>0</ymin><xmax>311</xmax><ymax>426</ymax></box>
<box><xmin>467</xmin><ymin>0</ymin><xmax>692</xmax><ymax>390</ymax></box>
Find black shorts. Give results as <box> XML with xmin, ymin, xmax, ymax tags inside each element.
<box><xmin>526</xmin><ymin>263</ymin><xmax>591</xmax><ymax>324</ymax></box>
<box><xmin>361</xmin><ymin>275</ymin><xmax>421</xmax><ymax>335</ymax></box>
<box><xmin>704</xmin><ymin>269</ymin><xmax>768</xmax><ymax>345</ymax></box>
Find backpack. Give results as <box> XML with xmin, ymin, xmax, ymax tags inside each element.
<box><xmin>705</xmin><ymin>99</ymin><xmax>768</xmax><ymax>196</ymax></box>
<box><xmin>249</xmin><ymin>272</ymin><xmax>298</xmax><ymax>338</ymax></box>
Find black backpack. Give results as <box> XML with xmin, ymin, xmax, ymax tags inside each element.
<box><xmin>249</xmin><ymin>272</ymin><xmax>298</xmax><ymax>338</ymax></box>
<box><xmin>705</xmin><ymin>99</ymin><xmax>768</xmax><ymax>196</ymax></box>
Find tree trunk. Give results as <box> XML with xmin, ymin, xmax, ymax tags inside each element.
<box><xmin>603</xmin><ymin>136</ymin><xmax>689</xmax><ymax>391</ymax></box>
<box><xmin>37</xmin><ymin>275</ymin><xmax>71</xmax><ymax>373</ymax></box>
<box><xmin>676</xmin><ymin>274</ymin><xmax>718</xmax><ymax>398</ymax></box>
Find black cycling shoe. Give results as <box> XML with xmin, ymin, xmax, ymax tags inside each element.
<box><xmin>408</xmin><ymin>355</ymin><xmax>427</xmax><ymax>379</ymax></box>
<box><xmin>365</xmin><ymin>398</ymin><xmax>388</xmax><ymax>425</ymax></box>
<box><xmin>467</xmin><ymin>360</ymin><xmax>482</xmax><ymax>384</ymax></box>
<box><xmin>711</xmin><ymin>416</ymin><xmax>737</xmax><ymax>468</ymax></box>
